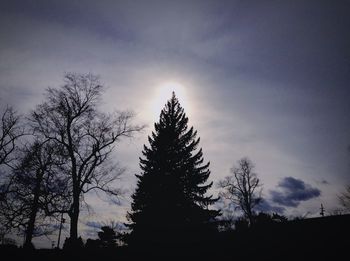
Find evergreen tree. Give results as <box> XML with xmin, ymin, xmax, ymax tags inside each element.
<box><xmin>127</xmin><ymin>93</ymin><xmax>219</xmax><ymax>248</ymax></box>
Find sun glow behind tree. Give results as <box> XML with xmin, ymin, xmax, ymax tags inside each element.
<box><xmin>150</xmin><ymin>81</ymin><xmax>191</xmax><ymax>121</ymax></box>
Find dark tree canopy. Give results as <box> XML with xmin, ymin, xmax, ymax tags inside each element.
<box><xmin>127</xmin><ymin>93</ymin><xmax>219</xmax><ymax>247</ymax></box>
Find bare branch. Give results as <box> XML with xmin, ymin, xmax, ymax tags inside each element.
<box><xmin>339</xmin><ymin>185</ymin><xmax>350</xmax><ymax>212</ymax></box>
<box><xmin>0</xmin><ymin>106</ymin><xmax>26</xmax><ymax>168</ymax></box>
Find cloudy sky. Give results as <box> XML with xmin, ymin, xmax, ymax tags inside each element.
<box><xmin>1</xmin><ymin>0</ymin><xmax>349</xmax><ymax>247</ymax></box>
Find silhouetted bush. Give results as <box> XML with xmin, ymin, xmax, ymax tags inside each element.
<box><xmin>85</xmin><ymin>238</ymin><xmax>101</xmax><ymax>249</ymax></box>
<box><xmin>98</xmin><ymin>226</ymin><xmax>117</xmax><ymax>248</ymax></box>
<box><xmin>234</xmin><ymin>217</ymin><xmax>249</xmax><ymax>232</ymax></box>
<box><xmin>63</xmin><ymin>236</ymin><xmax>84</xmax><ymax>250</ymax></box>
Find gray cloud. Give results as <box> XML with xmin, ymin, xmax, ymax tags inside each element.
<box><xmin>270</xmin><ymin>177</ymin><xmax>321</xmax><ymax>208</ymax></box>
<box><xmin>321</xmin><ymin>180</ymin><xmax>329</xmax><ymax>185</ymax></box>
<box><xmin>85</xmin><ymin>221</ymin><xmax>102</xmax><ymax>229</ymax></box>
<box><xmin>255</xmin><ymin>199</ymin><xmax>286</xmax><ymax>214</ymax></box>
<box><xmin>84</xmin><ymin>221</ymin><xmax>103</xmax><ymax>238</ymax></box>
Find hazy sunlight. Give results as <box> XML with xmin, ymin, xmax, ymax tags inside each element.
<box><xmin>150</xmin><ymin>81</ymin><xmax>190</xmax><ymax>120</ymax></box>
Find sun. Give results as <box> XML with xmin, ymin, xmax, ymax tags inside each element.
<box><xmin>150</xmin><ymin>81</ymin><xmax>190</xmax><ymax>120</ymax></box>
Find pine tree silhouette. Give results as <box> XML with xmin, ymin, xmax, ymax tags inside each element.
<box><xmin>127</xmin><ymin>93</ymin><xmax>219</xmax><ymax>248</ymax></box>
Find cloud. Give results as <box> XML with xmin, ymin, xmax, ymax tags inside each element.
<box><xmin>321</xmin><ymin>179</ymin><xmax>329</xmax><ymax>185</ymax></box>
<box><xmin>85</xmin><ymin>221</ymin><xmax>102</xmax><ymax>229</ymax></box>
<box><xmin>83</xmin><ymin>221</ymin><xmax>103</xmax><ymax>238</ymax></box>
<box><xmin>255</xmin><ymin>199</ymin><xmax>286</xmax><ymax>214</ymax></box>
<box><xmin>270</xmin><ymin>177</ymin><xmax>321</xmax><ymax>208</ymax></box>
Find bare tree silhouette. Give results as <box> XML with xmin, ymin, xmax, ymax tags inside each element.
<box><xmin>30</xmin><ymin>73</ymin><xmax>144</xmax><ymax>246</ymax></box>
<box><xmin>218</xmin><ymin>157</ymin><xmax>262</xmax><ymax>225</ymax></box>
<box><xmin>1</xmin><ymin>139</ymin><xmax>70</xmax><ymax>248</ymax></box>
<box><xmin>0</xmin><ymin>106</ymin><xmax>26</xmax><ymax>242</ymax></box>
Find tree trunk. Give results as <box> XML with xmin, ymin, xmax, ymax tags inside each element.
<box><xmin>24</xmin><ymin>201</ymin><xmax>39</xmax><ymax>248</ymax></box>
<box><xmin>24</xmin><ymin>174</ymin><xmax>42</xmax><ymax>248</ymax></box>
<box><xmin>247</xmin><ymin>207</ymin><xmax>254</xmax><ymax>226</ymax></box>
<box><xmin>69</xmin><ymin>189</ymin><xmax>80</xmax><ymax>240</ymax></box>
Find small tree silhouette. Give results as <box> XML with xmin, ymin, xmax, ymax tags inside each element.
<box><xmin>98</xmin><ymin>226</ymin><xmax>117</xmax><ymax>248</ymax></box>
<box><xmin>218</xmin><ymin>158</ymin><xmax>262</xmax><ymax>226</ymax></box>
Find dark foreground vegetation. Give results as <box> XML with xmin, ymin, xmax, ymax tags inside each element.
<box><xmin>1</xmin><ymin>214</ymin><xmax>349</xmax><ymax>260</ymax></box>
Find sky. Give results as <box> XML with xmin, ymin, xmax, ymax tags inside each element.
<box><xmin>0</xmin><ymin>0</ymin><xmax>349</xmax><ymax>248</ymax></box>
